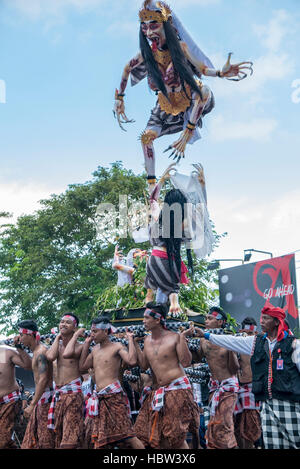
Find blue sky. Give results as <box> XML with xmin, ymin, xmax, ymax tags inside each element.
<box><xmin>0</xmin><ymin>0</ymin><xmax>300</xmax><ymax>283</ymax></box>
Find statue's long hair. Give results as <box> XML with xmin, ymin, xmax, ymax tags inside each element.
<box><xmin>139</xmin><ymin>18</ymin><xmax>203</xmax><ymax>100</ymax></box>
<box><xmin>159</xmin><ymin>189</ymin><xmax>194</xmax><ymax>283</ymax></box>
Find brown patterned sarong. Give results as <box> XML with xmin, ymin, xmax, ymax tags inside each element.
<box><xmin>134</xmin><ymin>388</ymin><xmax>199</xmax><ymax>449</ymax></box>
<box><xmin>91</xmin><ymin>392</ymin><xmax>135</xmax><ymax>449</ymax></box>
<box><xmin>206</xmin><ymin>391</ymin><xmax>238</xmax><ymax>449</ymax></box>
<box><xmin>235</xmin><ymin>409</ymin><xmax>262</xmax><ymax>444</ymax></box>
<box><xmin>21</xmin><ymin>403</ymin><xmax>55</xmax><ymax>449</ymax></box>
<box><xmin>0</xmin><ymin>400</ymin><xmax>22</xmax><ymax>449</ymax></box>
<box><xmin>52</xmin><ymin>392</ymin><xmax>84</xmax><ymax>449</ymax></box>
<box><xmin>83</xmin><ymin>415</ymin><xmax>94</xmax><ymax>449</ymax></box>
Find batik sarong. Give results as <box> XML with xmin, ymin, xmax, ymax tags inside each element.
<box><xmin>21</xmin><ymin>388</ymin><xmax>55</xmax><ymax>449</ymax></box>
<box><xmin>47</xmin><ymin>378</ymin><xmax>84</xmax><ymax>449</ymax></box>
<box><xmin>89</xmin><ymin>381</ymin><xmax>135</xmax><ymax>449</ymax></box>
<box><xmin>206</xmin><ymin>377</ymin><xmax>239</xmax><ymax>449</ymax></box>
<box><xmin>0</xmin><ymin>391</ymin><xmax>21</xmax><ymax>449</ymax></box>
<box><xmin>134</xmin><ymin>376</ymin><xmax>199</xmax><ymax>449</ymax></box>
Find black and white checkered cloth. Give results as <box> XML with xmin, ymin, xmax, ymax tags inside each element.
<box><xmin>261</xmin><ymin>399</ymin><xmax>300</xmax><ymax>449</ymax></box>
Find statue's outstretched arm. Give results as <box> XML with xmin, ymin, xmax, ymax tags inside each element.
<box><xmin>113</xmin><ymin>53</ymin><xmax>144</xmax><ymax>131</ymax></box>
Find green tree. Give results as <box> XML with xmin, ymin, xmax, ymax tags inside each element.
<box><xmin>0</xmin><ymin>163</ymin><xmax>147</xmax><ymax>333</ymax></box>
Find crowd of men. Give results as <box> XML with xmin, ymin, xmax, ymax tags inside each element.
<box><xmin>0</xmin><ymin>304</ymin><xmax>299</xmax><ymax>450</ymax></box>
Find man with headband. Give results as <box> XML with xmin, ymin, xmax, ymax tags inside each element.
<box><xmin>234</xmin><ymin>317</ymin><xmax>261</xmax><ymax>449</ymax></box>
<box><xmin>194</xmin><ymin>305</ymin><xmax>300</xmax><ymax>449</ymax></box>
<box><xmin>46</xmin><ymin>313</ymin><xmax>84</xmax><ymax>449</ymax></box>
<box><xmin>79</xmin><ymin>316</ymin><xmax>144</xmax><ymax>449</ymax></box>
<box><xmin>0</xmin><ymin>330</ymin><xmax>32</xmax><ymax>448</ymax></box>
<box><xmin>17</xmin><ymin>320</ymin><xmax>55</xmax><ymax>449</ymax></box>
<box><xmin>133</xmin><ymin>302</ymin><xmax>199</xmax><ymax>449</ymax></box>
<box><xmin>193</xmin><ymin>307</ymin><xmax>240</xmax><ymax>449</ymax></box>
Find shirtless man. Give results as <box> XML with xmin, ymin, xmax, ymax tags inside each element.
<box><xmin>234</xmin><ymin>317</ymin><xmax>261</xmax><ymax>449</ymax></box>
<box><xmin>15</xmin><ymin>320</ymin><xmax>55</xmax><ymax>449</ymax></box>
<box><xmin>79</xmin><ymin>316</ymin><xmax>144</xmax><ymax>449</ymax></box>
<box><xmin>46</xmin><ymin>312</ymin><xmax>84</xmax><ymax>449</ymax></box>
<box><xmin>194</xmin><ymin>307</ymin><xmax>240</xmax><ymax>450</ymax></box>
<box><xmin>0</xmin><ymin>335</ymin><xmax>32</xmax><ymax>448</ymax></box>
<box><xmin>133</xmin><ymin>302</ymin><xmax>199</xmax><ymax>449</ymax></box>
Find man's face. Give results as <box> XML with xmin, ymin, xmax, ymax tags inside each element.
<box><xmin>260</xmin><ymin>314</ymin><xmax>278</xmax><ymax>334</ymax></box>
<box><xmin>91</xmin><ymin>326</ymin><xmax>107</xmax><ymax>344</ymax></box>
<box><xmin>19</xmin><ymin>333</ymin><xmax>32</xmax><ymax>347</ymax></box>
<box><xmin>141</xmin><ymin>20</ymin><xmax>166</xmax><ymax>48</ymax></box>
<box><xmin>143</xmin><ymin>313</ymin><xmax>159</xmax><ymax>332</ymax></box>
<box><xmin>59</xmin><ymin>317</ymin><xmax>76</xmax><ymax>335</ymax></box>
<box><xmin>205</xmin><ymin>314</ymin><xmax>223</xmax><ymax>330</ymax></box>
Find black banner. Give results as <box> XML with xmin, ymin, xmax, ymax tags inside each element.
<box><xmin>219</xmin><ymin>254</ymin><xmax>299</xmax><ymax>332</ymax></box>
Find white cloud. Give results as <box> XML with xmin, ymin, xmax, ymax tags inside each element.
<box><xmin>209</xmin><ymin>190</ymin><xmax>300</xmax><ymax>265</ymax></box>
<box><xmin>209</xmin><ymin>114</ymin><xmax>278</xmax><ymax>142</ymax></box>
<box><xmin>253</xmin><ymin>9</ymin><xmax>294</xmax><ymax>52</ymax></box>
<box><xmin>4</xmin><ymin>0</ymin><xmax>106</xmax><ymax>20</ymax></box>
<box><xmin>0</xmin><ymin>181</ymin><xmax>64</xmax><ymax>224</ymax></box>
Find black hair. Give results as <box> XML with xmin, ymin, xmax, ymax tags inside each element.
<box><xmin>17</xmin><ymin>319</ymin><xmax>39</xmax><ymax>332</ymax></box>
<box><xmin>241</xmin><ymin>317</ymin><xmax>257</xmax><ymax>329</ymax></box>
<box><xmin>146</xmin><ymin>302</ymin><xmax>168</xmax><ymax>320</ymax></box>
<box><xmin>209</xmin><ymin>307</ymin><xmax>227</xmax><ymax>326</ymax></box>
<box><xmin>163</xmin><ymin>19</ymin><xmax>203</xmax><ymax>100</ymax></box>
<box><xmin>61</xmin><ymin>312</ymin><xmax>79</xmax><ymax>327</ymax></box>
<box><xmin>159</xmin><ymin>189</ymin><xmax>190</xmax><ymax>284</ymax></box>
<box><xmin>139</xmin><ymin>18</ymin><xmax>202</xmax><ymax>101</ymax></box>
<box><xmin>91</xmin><ymin>316</ymin><xmax>112</xmax><ymax>335</ymax></box>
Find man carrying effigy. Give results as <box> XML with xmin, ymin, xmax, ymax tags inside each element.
<box><xmin>0</xmin><ymin>333</ymin><xmax>32</xmax><ymax>448</ymax></box>
<box><xmin>193</xmin><ymin>307</ymin><xmax>240</xmax><ymax>449</ymax></box>
<box><xmin>114</xmin><ymin>0</ymin><xmax>253</xmax><ymax>194</ymax></box>
<box><xmin>19</xmin><ymin>320</ymin><xmax>55</xmax><ymax>449</ymax></box>
<box><xmin>79</xmin><ymin>317</ymin><xmax>145</xmax><ymax>449</ymax></box>
<box><xmin>46</xmin><ymin>313</ymin><xmax>85</xmax><ymax>449</ymax></box>
<box><xmin>133</xmin><ymin>303</ymin><xmax>199</xmax><ymax>449</ymax></box>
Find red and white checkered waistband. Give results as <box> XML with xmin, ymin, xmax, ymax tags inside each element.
<box><xmin>86</xmin><ymin>380</ymin><xmax>130</xmax><ymax>418</ymax></box>
<box><xmin>47</xmin><ymin>378</ymin><xmax>82</xmax><ymax>430</ymax></box>
<box><xmin>152</xmin><ymin>376</ymin><xmax>191</xmax><ymax>412</ymax></box>
<box><xmin>209</xmin><ymin>376</ymin><xmax>239</xmax><ymax>416</ymax></box>
<box><xmin>234</xmin><ymin>382</ymin><xmax>261</xmax><ymax>414</ymax></box>
<box><xmin>0</xmin><ymin>390</ymin><xmax>21</xmax><ymax>405</ymax></box>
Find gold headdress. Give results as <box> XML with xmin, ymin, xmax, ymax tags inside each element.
<box><xmin>139</xmin><ymin>1</ymin><xmax>172</xmax><ymax>23</ymax></box>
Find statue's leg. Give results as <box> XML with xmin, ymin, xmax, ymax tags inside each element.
<box><xmin>166</xmin><ymin>86</ymin><xmax>212</xmax><ymax>162</ymax></box>
<box><xmin>169</xmin><ymin>292</ymin><xmax>181</xmax><ymax>316</ymax></box>
<box><xmin>140</xmin><ymin>129</ymin><xmax>159</xmax><ymax>195</ymax></box>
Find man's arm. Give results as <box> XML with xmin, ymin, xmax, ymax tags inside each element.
<box><xmin>194</xmin><ymin>328</ymin><xmax>254</xmax><ymax>356</ymax></box>
<box><xmin>176</xmin><ymin>328</ymin><xmax>193</xmax><ymax>368</ymax></box>
<box><xmin>46</xmin><ymin>334</ymin><xmax>61</xmax><ymax>362</ymax></box>
<box><xmin>79</xmin><ymin>337</ymin><xmax>94</xmax><ymax>372</ymax></box>
<box><xmin>133</xmin><ymin>337</ymin><xmax>150</xmax><ymax>371</ymax></box>
<box><xmin>11</xmin><ymin>347</ymin><xmax>32</xmax><ymax>370</ymax></box>
<box><xmin>118</xmin><ymin>331</ymin><xmax>138</xmax><ymax>367</ymax></box>
<box><xmin>24</xmin><ymin>353</ymin><xmax>49</xmax><ymax>417</ymax></box>
<box><xmin>63</xmin><ymin>329</ymin><xmax>85</xmax><ymax>359</ymax></box>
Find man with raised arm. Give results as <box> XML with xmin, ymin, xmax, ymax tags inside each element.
<box><xmin>46</xmin><ymin>312</ymin><xmax>84</xmax><ymax>449</ymax></box>
<box><xmin>0</xmin><ymin>333</ymin><xmax>32</xmax><ymax>448</ymax></box>
<box><xmin>17</xmin><ymin>320</ymin><xmax>55</xmax><ymax>449</ymax></box>
<box><xmin>79</xmin><ymin>316</ymin><xmax>144</xmax><ymax>449</ymax></box>
<box><xmin>195</xmin><ymin>305</ymin><xmax>300</xmax><ymax>449</ymax></box>
<box><xmin>194</xmin><ymin>307</ymin><xmax>240</xmax><ymax>450</ymax></box>
<box><xmin>133</xmin><ymin>302</ymin><xmax>199</xmax><ymax>449</ymax></box>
